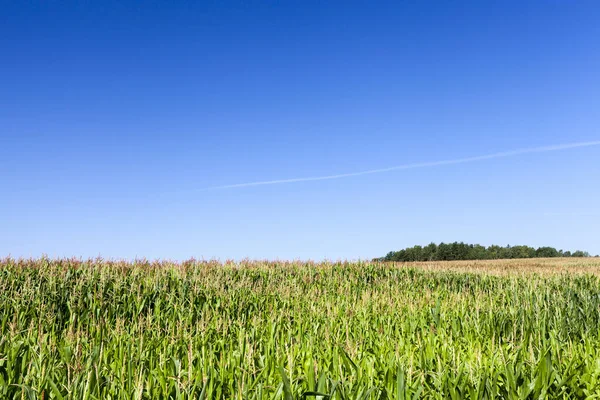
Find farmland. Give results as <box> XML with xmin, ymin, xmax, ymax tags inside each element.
<box><xmin>2</xmin><ymin>258</ymin><xmax>600</xmax><ymax>399</ymax></box>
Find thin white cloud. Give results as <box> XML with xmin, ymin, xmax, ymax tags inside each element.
<box><xmin>208</xmin><ymin>140</ymin><xmax>600</xmax><ymax>190</ymax></box>
<box><xmin>543</xmin><ymin>211</ymin><xmax>600</xmax><ymax>217</ymax></box>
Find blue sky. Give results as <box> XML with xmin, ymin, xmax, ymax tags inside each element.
<box><xmin>1</xmin><ymin>0</ymin><xmax>599</xmax><ymax>260</ymax></box>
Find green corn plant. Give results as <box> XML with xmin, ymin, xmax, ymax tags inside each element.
<box><xmin>1</xmin><ymin>257</ymin><xmax>600</xmax><ymax>398</ymax></box>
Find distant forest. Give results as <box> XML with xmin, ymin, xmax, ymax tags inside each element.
<box><xmin>377</xmin><ymin>242</ymin><xmax>593</xmax><ymax>262</ymax></box>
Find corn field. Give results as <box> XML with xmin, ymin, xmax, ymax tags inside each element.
<box><xmin>1</xmin><ymin>257</ymin><xmax>600</xmax><ymax>399</ymax></box>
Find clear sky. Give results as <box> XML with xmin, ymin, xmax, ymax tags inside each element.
<box><xmin>2</xmin><ymin>0</ymin><xmax>599</xmax><ymax>260</ymax></box>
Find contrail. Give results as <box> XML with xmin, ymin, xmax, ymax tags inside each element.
<box><xmin>208</xmin><ymin>140</ymin><xmax>600</xmax><ymax>190</ymax></box>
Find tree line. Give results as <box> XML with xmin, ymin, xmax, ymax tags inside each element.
<box><xmin>377</xmin><ymin>242</ymin><xmax>593</xmax><ymax>262</ymax></box>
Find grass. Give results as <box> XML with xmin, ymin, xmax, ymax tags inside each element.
<box><xmin>1</xmin><ymin>257</ymin><xmax>600</xmax><ymax>399</ymax></box>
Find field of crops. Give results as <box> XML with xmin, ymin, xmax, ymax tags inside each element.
<box><xmin>2</xmin><ymin>257</ymin><xmax>600</xmax><ymax>399</ymax></box>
